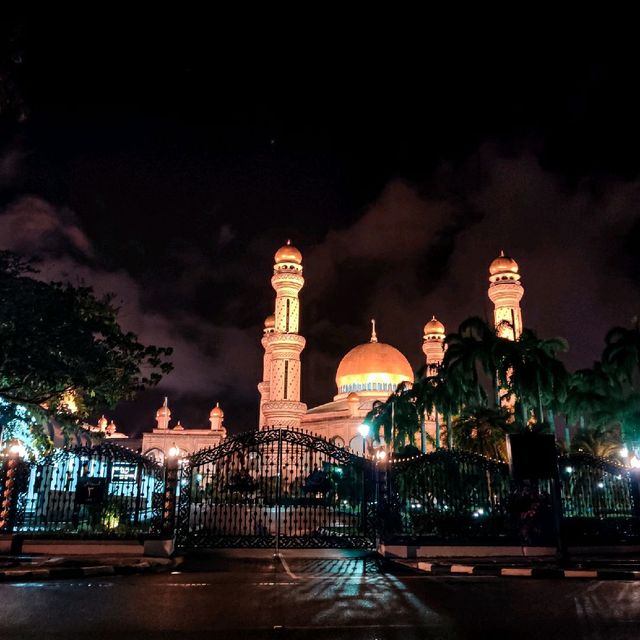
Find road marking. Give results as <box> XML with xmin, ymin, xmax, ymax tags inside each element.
<box><xmin>450</xmin><ymin>564</ymin><xmax>474</xmax><ymax>574</ymax></box>
<box><xmin>275</xmin><ymin>553</ymin><xmax>301</xmax><ymax>580</ymax></box>
<box><xmin>501</xmin><ymin>568</ymin><xmax>533</xmax><ymax>577</ymax></box>
<box><xmin>564</xmin><ymin>570</ymin><xmax>598</xmax><ymax>578</ymax></box>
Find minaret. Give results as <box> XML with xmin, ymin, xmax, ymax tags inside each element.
<box><xmin>209</xmin><ymin>403</ymin><xmax>227</xmax><ymax>439</ymax></box>
<box><xmin>422</xmin><ymin>316</ymin><xmax>446</xmax><ymax>374</ymax></box>
<box><xmin>155</xmin><ymin>397</ymin><xmax>171</xmax><ymax>430</ymax></box>
<box><xmin>261</xmin><ymin>241</ymin><xmax>307</xmax><ymax>428</ymax></box>
<box><xmin>257</xmin><ymin>314</ymin><xmax>276</xmax><ymax>427</ymax></box>
<box><xmin>488</xmin><ymin>251</ymin><xmax>524</xmax><ymax>341</ymax></box>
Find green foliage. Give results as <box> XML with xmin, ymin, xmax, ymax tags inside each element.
<box><xmin>452</xmin><ymin>407</ymin><xmax>515</xmax><ymax>461</ymax></box>
<box><xmin>0</xmin><ymin>251</ymin><xmax>173</xmax><ymax>443</ymax></box>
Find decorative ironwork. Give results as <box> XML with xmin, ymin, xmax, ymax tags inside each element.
<box><xmin>9</xmin><ymin>443</ymin><xmax>165</xmax><ymax>538</ymax></box>
<box><xmin>176</xmin><ymin>428</ymin><xmax>376</xmax><ymax>549</ymax></box>
<box><xmin>385</xmin><ymin>449</ymin><xmax>640</xmax><ymax>545</ymax></box>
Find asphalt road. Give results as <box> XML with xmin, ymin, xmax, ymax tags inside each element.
<box><xmin>1</xmin><ymin>552</ymin><xmax>639</xmax><ymax>639</ymax></box>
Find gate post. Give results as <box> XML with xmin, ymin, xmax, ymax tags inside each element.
<box><xmin>0</xmin><ymin>451</ymin><xmax>24</xmax><ymax>536</ymax></box>
<box><xmin>274</xmin><ymin>428</ymin><xmax>283</xmax><ymax>555</ymax></box>
<box><xmin>145</xmin><ymin>453</ymin><xmax>179</xmax><ymax>557</ymax></box>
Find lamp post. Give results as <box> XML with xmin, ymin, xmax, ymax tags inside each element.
<box><xmin>357</xmin><ymin>423</ymin><xmax>370</xmax><ymax>457</ymax></box>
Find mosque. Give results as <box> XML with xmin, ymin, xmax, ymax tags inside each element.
<box><xmin>73</xmin><ymin>242</ymin><xmax>523</xmax><ymax>461</ymax></box>
<box><xmin>258</xmin><ymin>242</ymin><xmax>525</xmax><ymax>452</ymax></box>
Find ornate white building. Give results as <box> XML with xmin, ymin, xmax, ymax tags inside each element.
<box><xmin>258</xmin><ymin>243</ymin><xmax>525</xmax><ymax>451</ymax></box>
<box><xmin>140</xmin><ymin>398</ymin><xmax>227</xmax><ymax>462</ymax></box>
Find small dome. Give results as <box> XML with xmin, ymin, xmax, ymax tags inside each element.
<box><xmin>423</xmin><ymin>316</ymin><xmax>445</xmax><ymax>336</ymax></box>
<box><xmin>347</xmin><ymin>392</ymin><xmax>359</xmax><ymax>403</ymax></box>
<box><xmin>489</xmin><ymin>250</ymin><xmax>519</xmax><ymax>276</ymax></box>
<box><xmin>98</xmin><ymin>415</ymin><xmax>108</xmax><ymax>430</ymax></box>
<box><xmin>173</xmin><ymin>421</ymin><xmax>184</xmax><ymax>431</ymax></box>
<box><xmin>264</xmin><ymin>314</ymin><xmax>275</xmax><ymax>329</ymax></box>
<box><xmin>275</xmin><ymin>240</ymin><xmax>302</xmax><ymax>265</ymax></box>
<box><xmin>156</xmin><ymin>399</ymin><xmax>171</xmax><ymax>418</ymax></box>
<box><xmin>210</xmin><ymin>402</ymin><xmax>224</xmax><ymax>418</ymax></box>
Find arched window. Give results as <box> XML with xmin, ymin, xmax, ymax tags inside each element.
<box><xmin>330</xmin><ymin>435</ymin><xmax>345</xmax><ymax>448</ymax></box>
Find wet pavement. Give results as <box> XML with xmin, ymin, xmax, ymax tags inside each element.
<box><xmin>1</xmin><ymin>550</ymin><xmax>639</xmax><ymax>639</ymax></box>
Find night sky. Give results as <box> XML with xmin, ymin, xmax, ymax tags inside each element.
<box><xmin>2</xmin><ymin>17</ymin><xmax>640</xmax><ymax>435</ymax></box>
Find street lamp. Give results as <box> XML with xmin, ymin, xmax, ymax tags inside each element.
<box><xmin>168</xmin><ymin>444</ymin><xmax>180</xmax><ymax>458</ymax></box>
<box><xmin>357</xmin><ymin>423</ymin><xmax>369</xmax><ymax>456</ymax></box>
<box><xmin>9</xmin><ymin>442</ymin><xmax>26</xmax><ymax>458</ymax></box>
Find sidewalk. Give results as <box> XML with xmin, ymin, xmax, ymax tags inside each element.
<box><xmin>0</xmin><ymin>554</ymin><xmax>183</xmax><ymax>582</ymax></box>
<box><xmin>390</xmin><ymin>554</ymin><xmax>640</xmax><ymax>580</ymax></box>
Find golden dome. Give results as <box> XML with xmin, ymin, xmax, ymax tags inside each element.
<box><xmin>210</xmin><ymin>402</ymin><xmax>224</xmax><ymax>418</ymax></box>
<box><xmin>98</xmin><ymin>415</ymin><xmax>108</xmax><ymax>430</ymax></box>
<box><xmin>264</xmin><ymin>314</ymin><xmax>275</xmax><ymax>329</ymax></box>
<box><xmin>347</xmin><ymin>392</ymin><xmax>359</xmax><ymax>403</ymax></box>
<box><xmin>423</xmin><ymin>315</ymin><xmax>445</xmax><ymax>336</ymax></box>
<box><xmin>336</xmin><ymin>341</ymin><xmax>413</xmax><ymax>393</ymax></box>
<box><xmin>489</xmin><ymin>250</ymin><xmax>519</xmax><ymax>276</ymax></box>
<box><xmin>275</xmin><ymin>240</ymin><xmax>302</xmax><ymax>265</ymax></box>
<box><xmin>173</xmin><ymin>421</ymin><xmax>184</xmax><ymax>431</ymax></box>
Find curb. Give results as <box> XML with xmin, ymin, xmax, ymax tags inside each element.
<box><xmin>0</xmin><ymin>557</ymin><xmax>183</xmax><ymax>582</ymax></box>
<box><xmin>411</xmin><ymin>561</ymin><xmax>640</xmax><ymax>580</ymax></box>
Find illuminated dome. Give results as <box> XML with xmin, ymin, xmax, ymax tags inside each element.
<box><xmin>275</xmin><ymin>240</ymin><xmax>302</xmax><ymax>265</ymax></box>
<box><xmin>156</xmin><ymin>404</ymin><xmax>171</xmax><ymax>419</ymax></box>
<box><xmin>489</xmin><ymin>250</ymin><xmax>519</xmax><ymax>276</ymax></box>
<box><xmin>264</xmin><ymin>314</ymin><xmax>275</xmax><ymax>329</ymax></box>
<box><xmin>423</xmin><ymin>316</ymin><xmax>445</xmax><ymax>337</ymax></box>
<box><xmin>335</xmin><ymin>334</ymin><xmax>413</xmax><ymax>397</ymax></box>
<box><xmin>210</xmin><ymin>402</ymin><xmax>224</xmax><ymax>418</ymax></box>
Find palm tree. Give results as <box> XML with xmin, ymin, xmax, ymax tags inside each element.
<box><xmin>571</xmin><ymin>425</ymin><xmax>622</xmax><ymax>459</ymax></box>
<box><xmin>603</xmin><ymin>318</ymin><xmax>640</xmax><ymax>386</ymax></box>
<box><xmin>503</xmin><ymin>329</ymin><xmax>568</xmax><ymax>427</ymax></box>
<box><xmin>452</xmin><ymin>407</ymin><xmax>514</xmax><ymax>461</ymax></box>
<box><xmin>366</xmin><ymin>382</ymin><xmax>420</xmax><ymax>451</ymax></box>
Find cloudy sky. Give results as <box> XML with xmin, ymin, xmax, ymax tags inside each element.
<box><xmin>1</xmin><ymin>18</ymin><xmax>639</xmax><ymax>434</ymax></box>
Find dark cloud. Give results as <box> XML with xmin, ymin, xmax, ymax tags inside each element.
<box><xmin>2</xmin><ymin>145</ymin><xmax>639</xmax><ymax>435</ymax></box>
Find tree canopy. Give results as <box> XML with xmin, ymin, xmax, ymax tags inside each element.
<box><xmin>0</xmin><ymin>251</ymin><xmax>173</xmax><ymax>448</ymax></box>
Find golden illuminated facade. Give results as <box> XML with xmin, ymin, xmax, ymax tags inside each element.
<box><xmin>258</xmin><ymin>247</ymin><xmax>524</xmax><ymax>452</ymax></box>
<box><xmin>488</xmin><ymin>251</ymin><xmax>523</xmax><ymax>340</ymax></box>
<box><xmin>259</xmin><ymin>241</ymin><xmax>307</xmax><ymax>428</ymax></box>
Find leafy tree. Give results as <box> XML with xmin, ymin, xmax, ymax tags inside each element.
<box><xmin>571</xmin><ymin>425</ymin><xmax>622</xmax><ymax>459</ymax></box>
<box><xmin>0</xmin><ymin>251</ymin><xmax>173</xmax><ymax>447</ymax></box>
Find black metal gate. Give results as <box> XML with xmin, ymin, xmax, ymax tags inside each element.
<box><xmin>176</xmin><ymin>428</ymin><xmax>376</xmax><ymax>549</ymax></box>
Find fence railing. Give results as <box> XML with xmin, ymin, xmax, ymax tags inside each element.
<box><xmin>1</xmin><ymin>441</ymin><xmax>639</xmax><ymax>547</ymax></box>
<box><xmin>0</xmin><ymin>443</ymin><xmax>165</xmax><ymax>539</ymax></box>
<box><xmin>383</xmin><ymin>450</ymin><xmax>640</xmax><ymax>546</ymax></box>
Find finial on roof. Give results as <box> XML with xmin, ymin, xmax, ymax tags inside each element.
<box><xmin>370</xmin><ymin>318</ymin><xmax>378</xmax><ymax>343</ymax></box>
<box><xmin>286</xmin><ymin>239</ymin><xmax>291</xmax><ymax>245</ymax></box>
<box><xmin>163</xmin><ymin>396</ymin><xmax>168</xmax><ymax>408</ymax></box>
<box><xmin>500</xmin><ymin>249</ymin><xmax>505</xmax><ymax>257</ymax></box>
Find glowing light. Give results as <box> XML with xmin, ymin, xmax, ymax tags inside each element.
<box><xmin>9</xmin><ymin>443</ymin><xmax>26</xmax><ymax>457</ymax></box>
<box><xmin>630</xmin><ymin>456</ymin><xmax>640</xmax><ymax>469</ymax></box>
<box><xmin>597</xmin><ymin>482</ymin><xmax>605</xmax><ymax>489</ymax></box>
<box><xmin>564</xmin><ymin>466</ymin><xmax>573</xmax><ymax>474</ymax></box>
<box><xmin>375</xmin><ymin>449</ymin><xmax>387</xmax><ymax>461</ymax></box>
<box><xmin>620</xmin><ymin>447</ymin><xmax>629</xmax><ymax>459</ymax></box>
<box><xmin>357</xmin><ymin>423</ymin><xmax>370</xmax><ymax>438</ymax></box>
<box><xmin>168</xmin><ymin>445</ymin><xmax>180</xmax><ymax>458</ymax></box>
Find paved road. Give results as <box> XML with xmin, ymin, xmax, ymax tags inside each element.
<box><xmin>1</xmin><ymin>552</ymin><xmax>639</xmax><ymax>639</ymax></box>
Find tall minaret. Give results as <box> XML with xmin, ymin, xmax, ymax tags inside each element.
<box><xmin>422</xmin><ymin>316</ymin><xmax>446</xmax><ymax>374</ymax></box>
<box><xmin>261</xmin><ymin>241</ymin><xmax>307</xmax><ymax>428</ymax></box>
<box><xmin>257</xmin><ymin>314</ymin><xmax>275</xmax><ymax>427</ymax></box>
<box><xmin>488</xmin><ymin>251</ymin><xmax>524</xmax><ymax>341</ymax></box>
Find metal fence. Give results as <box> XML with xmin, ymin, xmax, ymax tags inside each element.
<box><xmin>384</xmin><ymin>449</ymin><xmax>640</xmax><ymax>546</ymax></box>
<box><xmin>1</xmin><ymin>438</ymin><xmax>639</xmax><ymax>547</ymax></box>
<box><xmin>1</xmin><ymin>443</ymin><xmax>165</xmax><ymax>538</ymax></box>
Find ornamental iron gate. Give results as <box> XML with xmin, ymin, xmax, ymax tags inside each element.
<box><xmin>176</xmin><ymin>428</ymin><xmax>376</xmax><ymax>549</ymax></box>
